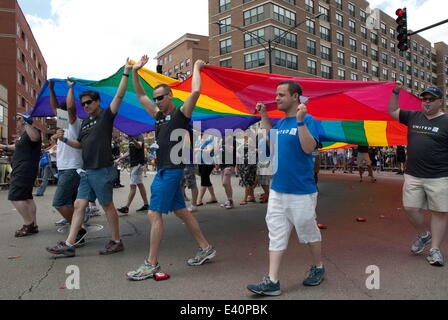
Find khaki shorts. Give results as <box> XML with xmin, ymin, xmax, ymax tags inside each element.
<box><xmin>403</xmin><ymin>174</ymin><xmax>448</xmax><ymax>212</ymax></box>
<box><xmin>130</xmin><ymin>164</ymin><xmax>144</xmax><ymax>185</ymax></box>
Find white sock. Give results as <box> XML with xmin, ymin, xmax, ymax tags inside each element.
<box><xmin>65</xmin><ymin>241</ymin><xmax>74</xmax><ymax>247</ymax></box>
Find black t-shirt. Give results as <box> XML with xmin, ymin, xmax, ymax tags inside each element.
<box><xmin>400</xmin><ymin>110</ymin><xmax>448</xmax><ymax>178</ymax></box>
<box><xmin>11</xmin><ymin>130</ymin><xmax>42</xmax><ymax>180</ymax></box>
<box><xmin>111</xmin><ymin>141</ymin><xmax>120</xmax><ymax>160</ymax></box>
<box><xmin>129</xmin><ymin>134</ymin><xmax>145</xmax><ymax>167</ymax></box>
<box><xmin>155</xmin><ymin>108</ymin><xmax>190</xmax><ymax>169</ymax></box>
<box><xmin>78</xmin><ymin>107</ymin><xmax>116</xmax><ymax>170</ymax></box>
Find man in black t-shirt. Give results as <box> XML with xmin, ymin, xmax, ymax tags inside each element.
<box><xmin>126</xmin><ymin>55</ymin><xmax>215</xmax><ymax>281</ymax></box>
<box><xmin>115</xmin><ymin>134</ymin><xmax>149</xmax><ymax>214</ymax></box>
<box><xmin>0</xmin><ymin>113</ymin><xmax>41</xmax><ymax>237</ymax></box>
<box><xmin>46</xmin><ymin>58</ymin><xmax>132</xmax><ymax>258</ymax></box>
<box><xmin>389</xmin><ymin>82</ymin><xmax>448</xmax><ymax>267</ymax></box>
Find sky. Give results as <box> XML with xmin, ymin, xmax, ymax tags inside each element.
<box><xmin>17</xmin><ymin>0</ymin><xmax>448</xmax><ymax>80</ymax></box>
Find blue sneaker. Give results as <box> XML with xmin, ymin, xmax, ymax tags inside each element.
<box><xmin>247</xmin><ymin>276</ymin><xmax>281</xmax><ymax>296</ymax></box>
<box><xmin>303</xmin><ymin>265</ymin><xmax>325</xmax><ymax>286</ymax></box>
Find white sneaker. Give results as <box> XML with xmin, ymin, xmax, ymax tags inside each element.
<box><xmin>188</xmin><ymin>205</ymin><xmax>198</xmax><ymax>213</ymax></box>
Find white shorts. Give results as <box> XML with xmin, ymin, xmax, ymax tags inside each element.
<box><xmin>130</xmin><ymin>164</ymin><xmax>144</xmax><ymax>185</ymax></box>
<box><xmin>403</xmin><ymin>174</ymin><xmax>448</xmax><ymax>212</ymax></box>
<box><xmin>266</xmin><ymin>190</ymin><xmax>321</xmax><ymax>251</ymax></box>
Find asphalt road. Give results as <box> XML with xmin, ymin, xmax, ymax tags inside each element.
<box><xmin>1</xmin><ymin>170</ymin><xmax>447</xmax><ymax>300</ymax></box>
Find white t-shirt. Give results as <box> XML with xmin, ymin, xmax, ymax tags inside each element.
<box><xmin>57</xmin><ymin>120</ymin><xmax>83</xmax><ymax>170</ymax></box>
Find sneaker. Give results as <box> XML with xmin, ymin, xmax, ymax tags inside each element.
<box><xmin>247</xmin><ymin>276</ymin><xmax>281</xmax><ymax>296</ymax></box>
<box><xmin>187</xmin><ymin>246</ymin><xmax>216</xmax><ymax>266</ymax></box>
<box><xmin>136</xmin><ymin>204</ymin><xmax>149</xmax><ymax>212</ymax></box>
<box><xmin>99</xmin><ymin>240</ymin><xmax>124</xmax><ymax>255</ymax></box>
<box><xmin>55</xmin><ymin>218</ymin><xmax>68</xmax><ymax>226</ymax></box>
<box><xmin>83</xmin><ymin>209</ymin><xmax>91</xmax><ymax>223</ymax></box>
<box><xmin>46</xmin><ymin>241</ymin><xmax>75</xmax><ymax>257</ymax></box>
<box><xmin>89</xmin><ymin>207</ymin><xmax>101</xmax><ymax>217</ymax></box>
<box><xmin>74</xmin><ymin>228</ymin><xmax>88</xmax><ymax>248</ymax></box>
<box><xmin>427</xmin><ymin>248</ymin><xmax>444</xmax><ymax>267</ymax></box>
<box><xmin>303</xmin><ymin>265</ymin><xmax>325</xmax><ymax>286</ymax></box>
<box><xmin>188</xmin><ymin>205</ymin><xmax>198</xmax><ymax>213</ymax></box>
<box><xmin>117</xmin><ymin>206</ymin><xmax>129</xmax><ymax>214</ymax></box>
<box><xmin>126</xmin><ymin>260</ymin><xmax>161</xmax><ymax>281</ymax></box>
<box><xmin>411</xmin><ymin>232</ymin><xmax>432</xmax><ymax>254</ymax></box>
<box><xmin>220</xmin><ymin>200</ymin><xmax>234</xmax><ymax>209</ymax></box>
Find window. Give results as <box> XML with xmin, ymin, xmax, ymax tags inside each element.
<box><xmin>220</xmin><ymin>58</ymin><xmax>232</xmax><ymax>68</ymax></box>
<box><xmin>399</xmin><ymin>60</ymin><xmax>404</xmax><ymax>71</ymax></box>
<box><xmin>372</xmin><ymin>65</ymin><xmax>379</xmax><ymax>77</ymax></box>
<box><xmin>219</xmin><ymin>0</ymin><xmax>231</xmax><ymax>13</ymax></box>
<box><xmin>320</xmin><ymin>45</ymin><xmax>331</xmax><ymax>61</ymax></box>
<box><xmin>350</xmin><ymin>72</ymin><xmax>358</xmax><ymax>80</ymax></box>
<box><xmin>273</xmin><ymin>4</ymin><xmax>296</xmax><ymax>26</ymax></box>
<box><xmin>382</xmin><ymin>69</ymin><xmax>388</xmax><ymax>80</ymax></box>
<box><xmin>336</xmin><ymin>13</ymin><xmax>344</xmax><ymax>27</ymax></box>
<box><xmin>337</xmin><ymin>50</ymin><xmax>345</xmax><ymax>65</ymax></box>
<box><xmin>180</xmin><ymin>62</ymin><xmax>185</xmax><ymax>70</ymax></box>
<box><xmin>244</xmin><ymin>28</ymin><xmax>266</xmax><ymax>48</ymax></box>
<box><xmin>420</xmin><ymin>57</ymin><xmax>425</xmax><ymax>67</ymax></box>
<box><xmin>362</xmin><ymin>76</ymin><xmax>369</xmax><ymax>81</ymax></box>
<box><xmin>389</xmin><ymin>28</ymin><xmax>395</xmax><ymax>39</ymax></box>
<box><xmin>349</xmin><ymin>20</ymin><xmax>356</xmax><ymax>33</ymax></box>
<box><xmin>306</xmin><ymin>20</ymin><xmax>315</xmax><ymax>34</ymax></box>
<box><xmin>307</xmin><ymin>59</ymin><xmax>317</xmax><ymax>75</ymax></box>
<box><xmin>360</xmin><ymin>10</ymin><xmax>366</xmax><ymax>23</ymax></box>
<box><xmin>412</xmin><ymin>41</ymin><xmax>417</xmax><ymax>50</ymax></box>
<box><xmin>350</xmin><ymin>56</ymin><xmax>357</xmax><ymax>69</ymax></box>
<box><xmin>380</xmin><ymin>23</ymin><xmax>387</xmax><ymax>35</ymax></box>
<box><xmin>273</xmin><ymin>27</ymin><xmax>297</xmax><ymax>49</ymax></box>
<box><xmin>320</xmin><ymin>26</ymin><xmax>331</xmax><ymax>41</ymax></box>
<box><xmin>413</xmin><ymin>54</ymin><xmax>418</xmax><ymax>63</ymax></box>
<box><xmin>391</xmin><ymin>71</ymin><xmax>397</xmax><ymax>81</ymax></box>
<box><xmin>336</xmin><ymin>0</ymin><xmax>342</xmax><ymax>10</ymax></box>
<box><xmin>220</xmin><ymin>38</ymin><xmax>232</xmax><ymax>54</ymax></box>
<box><xmin>348</xmin><ymin>3</ymin><xmax>355</xmax><ymax>17</ymax></box>
<box><xmin>362</xmin><ymin>60</ymin><xmax>368</xmax><ymax>73</ymax></box>
<box><xmin>381</xmin><ymin>38</ymin><xmax>387</xmax><ymax>49</ymax></box>
<box><xmin>337</xmin><ymin>69</ymin><xmax>345</xmax><ymax>80</ymax></box>
<box><xmin>244</xmin><ymin>50</ymin><xmax>266</xmax><ymax>69</ymax></box>
<box><xmin>349</xmin><ymin>38</ymin><xmax>356</xmax><ymax>52</ymax></box>
<box><xmin>219</xmin><ymin>17</ymin><xmax>231</xmax><ymax>34</ymax></box>
<box><xmin>371</xmin><ymin>49</ymin><xmax>378</xmax><ymax>61</ymax></box>
<box><xmin>186</xmin><ymin>59</ymin><xmax>191</xmax><ymax>67</ymax></box>
<box><xmin>413</xmin><ymin>67</ymin><xmax>418</xmax><ymax>77</ymax></box>
<box><xmin>370</xmin><ymin>32</ymin><xmax>378</xmax><ymax>45</ymax></box>
<box><xmin>0</xmin><ymin>104</ymin><xmax>4</xmax><ymax>124</ymax></box>
<box><xmin>321</xmin><ymin>64</ymin><xmax>332</xmax><ymax>79</ymax></box>
<box><xmin>390</xmin><ymin>42</ymin><xmax>396</xmax><ymax>53</ymax></box>
<box><xmin>336</xmin><ymin>32</ymin><xmax>344</xmax><ymax>46</ymax></box>
<box><xmin>361</xmin><ymin>43</ymin><xmax>368</xmax><ymax>56</ymax></box>
<box><xmin>274</xmin><ymin>50</ymin><xmax>298</xmax><ymax>70</ymax></box>
<box><xmin>390</xmin><ymin>57</ymin><xmax>396</xmax><ymax>68</ymax></box>
<box><xmin>382</xmin><ymin>53</ymin><xmax>388</xmax><ymax>64</ymax></box>
<box><xmin>243</xmin><ymin>5</ymin><xmax>265</xmax><ymax>26</ymax></box>
<box><xmin>319</xmin><ymin>6</ymin><xmax>330</xmax><ymax>22</ymax></box>
<box><xmin>360</xmin><ymin>26</ymin><xmax>367</xmax><ymax>39</ymax></box>
<box><xmin>399</xmin><ymin>75</ymin><xmax>405</xmax><ymax>83</ymax></box>
<box><xmin>305</xmin><ymin>0</ymin><xmax>314</xmax><ymax>13</ymax></box>
<box><xmin>420</xmin><ymin>71</ymin><xmax>425</xmax><ymax>80</ymax></box>
<box><xmin>307</xmin><ymin>39</ymin><xmax>316</xmax><ymax>55</ymax></box>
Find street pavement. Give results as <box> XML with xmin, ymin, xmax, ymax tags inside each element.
<box><xmin>0</xmin><ymin>169</ymin><xmax>447</xmax><ymax>300</ymax></box>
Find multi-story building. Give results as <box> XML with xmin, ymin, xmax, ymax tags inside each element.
<box><xmin>0</xmin><ymin>0</ymin><xmax>47</xmax><ymax>141</ymax></box>
<box><xmin>155</xmin><ymin>33</ymin><xmax>209</xmax><ymax>80</ymax></box>
<box><xmin>434</xmin><ymin>42</ymin><xmax>448</xmax><ymax>108</ymax></box>
<box><xmin>0</xmin><ymin>84</ymin><xmax>8</xmax><ymax>143</ymax></box>
<box><xmin>209</xmin><ymin>0</ymin><xmax>446</xmax><ymax>104</ymax></box>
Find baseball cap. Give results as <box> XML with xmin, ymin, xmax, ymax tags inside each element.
<box><xmin>15</xmin><ymin>112</ymin><xmax>33</xmax><ymax>124</ymax></box>
<box><xmin>419</xmin><ymin>87</ymin><xmax>443</xmax><ymax>99</ymax></box>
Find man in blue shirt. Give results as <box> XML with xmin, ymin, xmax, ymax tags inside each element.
<box><xmin>247</xmin><ymin>80</ymin><xmax>324</xmax><ymax>296</ymax></box>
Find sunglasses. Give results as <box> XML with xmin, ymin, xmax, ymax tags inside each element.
<box><xmin>154</xmin><ymin>93</ymin><xmax>168</xmax><ymax>102</ymax></box>
<box><xmin>81</xmin><ymin>99</ymin><xmax>95</xmax><ymax>107</ymax></box>
<box><xmin>420</xmin><ymin>97</ymin><xmax>438</xmax><ymax>103</ymax></box>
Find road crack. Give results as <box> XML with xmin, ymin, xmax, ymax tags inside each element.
<box><xmin>18</xmin><ymin>260</ymin><xmax>56</xmax><ymax>300</ymax></box>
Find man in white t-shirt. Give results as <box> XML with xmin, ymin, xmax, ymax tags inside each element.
<box><xmin>48</xmin><ymin>79</ymin><xmax>86</xmax><ymax>246</ymax></box>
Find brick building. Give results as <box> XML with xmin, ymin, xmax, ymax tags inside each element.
<box><xmin>0</xmin><ymin>84</ymin><xmax>7</xmax><ymax>143</ymax></box>
<box><xmin>155</xmin><ymin>33</ymin><xmax>209</xmax><ymax>80</ymax></box>
<box><xmin>208</xmin><ymin>0</ymin><xmax>447</xmax><ymax>108</ymax></box>
<box><xmin>0</xmin><ymin>0</ymin><xmax>47</xmax><ymax>141</ymax></box>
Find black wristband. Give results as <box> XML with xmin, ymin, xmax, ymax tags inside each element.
<box><xmin>123</xmin><ymin>73</ymin><xmax>129</xmax><ymax>77</ymax></box>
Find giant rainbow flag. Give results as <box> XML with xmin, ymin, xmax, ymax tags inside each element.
<box><xmin>30</xmin><ymin>64</ymin><xmax>422</xmax><ymax>146</ymax></box>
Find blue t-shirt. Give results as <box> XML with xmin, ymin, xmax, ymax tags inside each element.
<box><xmin>271</xmin><ymin>115</ymin><xmax>319</xmax><ymax>195</ymax></box>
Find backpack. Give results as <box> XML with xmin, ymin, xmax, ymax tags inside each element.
<box><xmin>39</xmin><ymin>152</ymin><xmax>50</xmax><ymax>168</ymax></box>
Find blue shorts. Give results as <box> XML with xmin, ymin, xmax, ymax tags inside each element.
<box><xmin>52</xmin><ymin>169</ymin><xmax>80</xmax><ymax>208</ymax></box>
<box><xmin>77</xmin><ymin>166</ymin><xmax>116</xmax><ymax>206</ymax></box>
<box><xmin>150</xmin><ymin>168</ymin><xmax>186</xmax><ymax>214</ymax></box>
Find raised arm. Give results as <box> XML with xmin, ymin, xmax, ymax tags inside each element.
<box><xmin>256</xmin><ymin>103</ymin><xmax>273</xmax><ymax>131</ymax></box>
<box><xmin>132</xmin><ymin>55</ymin><xmax>159</xmax><ymax>118</ymax></box>
<box><xmin>48</xmin><ymin>80</ymin><xmax>59</xmax><ymax>116</ymax></box>
<box><xmin>388</xmin><ymin>81</ymin><xmax>402</xmax><ymax>121</ymax></box>
<box><xmin>296</xmin><ymin>104</ymin><xmax>317</xmax><ymax>155</ymax></box>
<box><xmin>66</xmin><ymin>78</ymin><xmax>77</xmax><ymax>124</ymax></box>
<box><xmin>180</xmin><ymin>60</ymin><xmax>206</xmax><ymax>119</ymax></box>
<box><xmin>110</xmin><ymin>58</ymin><xmax>132</xmax><ymax>115</ymax></box>
<box><xmin>56</xmin><ymin>128</ymin><xmax>81</xmax><ymax>149</ymax></box>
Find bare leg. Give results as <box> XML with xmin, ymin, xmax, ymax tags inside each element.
<box><xmin>11</xmin><ymin>200</ymin><xmax>35</xmax><ymax>225</ymax></box>
<box><xmin>308</xmin><ymin>241</ymin><xmax>323</xmax><ymax>267</ymax></box>
<box><xmin>56</xmin><ymin>206</ymin><xmax>74</xmax><ymax>223</ymax></box>
<box><xmin>137</xmin><ymin>183</ymin><xmax>149</xmax><ymax>205</ymax></box>
<box><xmin>430</xmin><ymin>211</ymin><xmax>448</xmax><ymax>249</ymax></box>
<box><xmin>102</xmin><ymin>202</ymin><xmax>121</xmax><ymax>241</ymax></box>
<box><xmin>125</xmin><ymin>185</ymin><xmax>137</xmax><ymax>208</ymax></box>
<box><xmin>404</xmin><ymin>206</ymin><xmax>427</xmax><ymax>235</ymax></box>
<box><xmin>66</xmin><ymin>199</ymin><xmax>89</xmax><ymax>244</ymax></box>
<box><xmin>268</xmin><ymin>250</ymin><xmax>285</xmax><ymax>282</ymax></box>
<box><xmin>198</xmin><ymin>186</ymin><xmax>207</xmax><ymax>204</ymax></box>
<box><xmin>207</xmin><ymin>186</ymin><xmax>217</xmax><ymax>202</ymax></box>
<box><xmin>147</xmin><ymin>211</ymin><xmax>164</xmax><ymax>265</ymax></box>
<box><xmin>174</xmin><ymin>209</ymin><xmax>209</xmax><ymax>248</ymax></box>
<box><xmin>190</xmin><ymin>186</ymin><xmax>198</xmax><ymax>206</ymax></box>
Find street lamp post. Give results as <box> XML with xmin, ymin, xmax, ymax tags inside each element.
<box><xmin>214</xmin><ymin>13</ymin><xmax>322</xmax><ymax>73</ymax></box>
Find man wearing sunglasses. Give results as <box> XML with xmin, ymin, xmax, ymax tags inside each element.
<box><xmin>126</xmin><ymin>56</ymin><xmax>215</xmax><ymax>281</ymax></box>
<box><xmin>0</xmin><ymin>113</ymin><xmax>41</xmax><ymax>237</ymax></box>
<box><xmin>46</xmin><ymin>58</ymin><xmax>132</xmax><ymax>257</ymax></box>
<box><xmin>389</xmin><ymin>82</ymin><xmax>448</xmax><ymax>267</ymax></box>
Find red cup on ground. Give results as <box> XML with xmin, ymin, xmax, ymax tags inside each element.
<box><xmin>154</xmin><ymin>272</ymin><xmax>170</xmax><ymax>281</ymax></box>
<box><xmin>356</xmin><ymin>217</ymin><xmax>366</xmax><ymax>222</ymax></box>
<box><xmin>317</xmin><ymin>224</ymin><xmax>328</xmax><ymax>229</ymax></box>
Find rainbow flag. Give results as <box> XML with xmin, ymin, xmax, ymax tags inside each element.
<box><xmin>30</xmin><ymin>64</ymin><xmax>420</xmax><ymax>145</ymax></box>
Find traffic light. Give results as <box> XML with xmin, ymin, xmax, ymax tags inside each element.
<box><xmin>396</xmin><ymin>8</ymin><xmax>409</xmax><ymax>51</ymax></box>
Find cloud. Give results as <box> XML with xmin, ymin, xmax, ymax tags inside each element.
<box><xmin>368</xmin><ymin>0</ymin><xmax>448</xmax><ymax>44</ymax></box>
<box><xmin>25</xmin><ymin>0</ymin><xmax>209</xmax><ymax>79</ymax></box>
